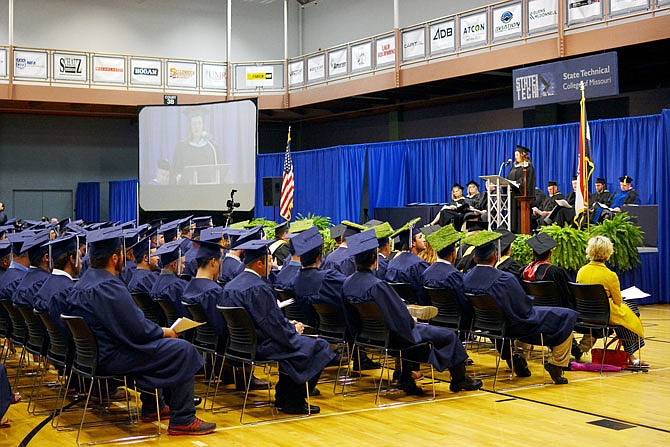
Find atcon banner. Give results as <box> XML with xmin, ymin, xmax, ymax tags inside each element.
<box><xmin>14</xmin><ymin>50</ymin><xmax>48</xmax><ymax>79</ymax></box>
<box><xmin>513</xmin><ymin>51</ymin><xmax>619</xmax><ymax>108</ymax></box>
<box><xmin>167</xmin><ymin>61</ymin><xmax>197</xmax><ymax>88</ymax></box>
<box><xmin>376</xmin><ymin>36</ymin><xmax>395</xmax><ymax>67</ymax></box>
<box><xmin>93</xmin><ymin>55</ymin><xmax>125</xmax><ymax>84</ymax></box>
<box><xmin>130</xmin><ymin>58</ymin><xmax>162</xmax><ymax>86</ymax></box>
<box><xmin>429</xmin><ymin>20</ymin><xmax>455</xmax><ymax>54</ymax></box>
<box><xmin>307</xmin><ymin>55</ymin><xmax>325</xmax><ymax>82</ymax></box>
<box><xmin>245</xmin><ymin>66</ymin><xmax>274</xmax><ymax>87</ymax></box>
<box><xmin>528</xmin><ymin>0</ymin><xmax>559</xmax><ymax>33</ymax></box>
<box><xmin>351</xmin><ymin>42</ymin><xmax>372</xmax><ymax>71</ymax></box>
<box><xmin>288</xmin><ymin>60</ymin><xmax>304</xmax><ymax>86</ymax></box>
<box><xmin>567</xmin><ymin>0</ymin><xmax>603</xmax><ymax>24</ymax></box>
<box><xmin>53</xmin><ymin>52</ymin><xmax>87</xmax><ymax>82</ymax></box>
<box><xmin>201</xmin><ymin>63</ymin><xmax>227</xmax><ymax>90</ymax></box>
<box><xmin>493</xmin><ymin>3</ymin><xmax>523</xmax><ymax>41</ymax></box>
<box><xmin>460</xmin><ymin>11</ymin><xmax>487</xmax><ymax>48</ymax></box>
<box><xmin>402</xmin><ymin>28</ymin><xmax>425</xmax><ymax>61</ymax></box>
<box><xmin>328</xmin><ymin>48</ymin><xmax>347</xmax><ymax>77</ymax></box>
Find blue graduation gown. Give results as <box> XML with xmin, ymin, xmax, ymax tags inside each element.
<box><xmin>292</xmin><ymin>267</ymin><xmax>347</xmax><ymax>327</ymax></box>
<box><xmin>128</xmin><ymin>268</ymin><xmax>158</xmax><ymax>294</ymax></box>
<box><xmin>65</xmin><ymin>268</ymin><xmax>203</xmax><ymax>389</ymax></box>
<box><xmin>342</xmin><ymin>270</ymin><xmax>467</xmax><ymax>371</ymax></box>
<box><xmin>181</xmin><ymin>278</ymin><xmax>226</xmax><ymax>336</ymax></box>
<box><xmin>422</xmin><ymin>260</ymin><xmax>473</xmax><ymax>320</ymax></box>
<box><xmin>221</xmin><ymin>271</ymin><xmax>335</xmax><ymax>383</ymax></box>
<box><xmin>375</xmin><ymin>254</ymin><xmax>389</xmax><ymax>280</ymax></box>
<box><xmin>1</xmin><ymin>364</ymin><xmax>11</xmax><ymax>421</ymax></box>
<box><xmin>321</xmin><ymin>246</ymin><xmax>355</xmax><ymax>276</ymax></box>
<box><xmin>150</xmin><ymin>271</ymin><xmax>189</xmax><ymax>318</ymax></box>
<box><xmin>182</xmin><ymin>241</ymin><xmax>198</xmax><ymax>278</ymax></box>
<box><xmin>219</xmin><ymin>256</ymin><xmax>244</xmax><ymax>285</ymax></box>
<box><xmin>12</xmin><ymin>267</ymin><xmax>50</xmax><ymax>307</ymax></box>
<box><xmin>0</xmin><ymin>264</ymin><xmax>29</xmax><ymax>301</ymax></box>
<box><xmin>119</xmin><ymin>260</ymin><xmax>136</xmax><ymax>286</ymax></box>
<box><xmin>385</xmin><ymin>252</ymin><xmax>430</xmax><ymax>305</ymax></box>
<box><xmin>462</xmin><ymin>265</ymin><xmax>577</xmax><ymax>346</ymax></box>
<box><xmin>33</xmin><ymin>273</ymin><xmax>75</xmax><ymax>333</ymax></box>
<box><xmin>272</xmin><ymin>261</ymin><xmax>301</xmax><ymax>291</ymax></box>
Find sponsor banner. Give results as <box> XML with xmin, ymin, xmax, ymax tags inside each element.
<box><xmin>402</xmin><ymin>28</ymin><xmax>425</xmax><ymax>61</ymax></box>
<box><xmin>460</xmin><ymin>11</ymin><xmax>487</xmax><ymax>48</ymax></box>
<box><xmin>567</xmin><ymin>0</ymin><xmax>603</xmax><ymax>24</ymax></box>
<box><xmin>493</xmin><ymin>3</ymin><xmax>523</xmax><ymax>41</ymax></box>
<box><xmin>245</xmin><ymin>66</ymin><xmax>274</xmax><ymax>88</ymax></box>
<box><xmin>610</xmin><ymin>0</ymin><xmax>648</xmax><ymax>14</ymax></box>
<box><xmin>528</xmin><ymin>0</ymin><xmax>559</xmax><ymax>33</ymax></box>
<box><xmin>201</xmin><ymin>63</ymin><xmax>227</xmax><ymax>90</ymax></box>
<box><xmin>376</xmin><ymin>35</ymin><xmax>395</xmax><ymax>67</ymax></box>
<box><xmin>429</xmin><ymin>19</ymin><xmax>456</xmax><ymax>54</ymax></box>
<box><xmin>288</xmin><ymin>60</ymin><xmax>304</xmax><ymax>86</ymax></box>
<box><xmin>166</xmin><ymin>60</ymin><xmax>197</xmax><ymax>88</ymax></box>
<box><xmin>130</xmin><ymin>58</ymin><xmax>162</xmax><ymax>86</ymax></box>
<box><xmin>93</xmin><ymin>55</ymin><xmax>125</xmax><ymax>84</ymax></box>
<box><xmin>351</xmin><ymin>42</ymin><xmax>372</xmax><ymax>71</ymax></box>
<box><xmin>14</xmin><ymin>49</ymin><xmax>48</xmax><ymax>79</ymax></box>
<box><xmin>307</xmin><ymin>54</ymin><xmax>325</xmax><ymax>82</ymax></box>
<box><xmin>0</xmin><ymin>49</ymin><xmax>7</xmax><ymax>77</ymax></box>
<box><xmin>328</xmin><ymin>48</ymin><xmax>347</xmax><ymax>77</ymax></box>
<box><xmin>53</xmin><ymin>52</ymin><xmax>87</xmax><ymax>82</ymax></box>
<box><xmin>513</xmin><ymin>51</ymin><xmax>618</xmax><ymax>108</ymax></box>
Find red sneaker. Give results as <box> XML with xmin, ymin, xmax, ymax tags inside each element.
<box><xmin>168</xmin><ymin>417</ymin><xmax>216</xmax><ymax>436</ymax></box>
<box><xmin>140</xmin><ymin>405</ymin><xmax>170</xmax><ymax>423</ymax></box>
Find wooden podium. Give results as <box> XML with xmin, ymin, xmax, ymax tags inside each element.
<box><xmin>516</xmin><ymin>195</ymin><xmax>532</xmax><ymax>234</ymax></box>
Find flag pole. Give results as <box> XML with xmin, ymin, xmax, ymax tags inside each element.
<box><xmin>580</xmin><ymin>81</ymin><xmax>590</xmax><ymax>232</ymax></box>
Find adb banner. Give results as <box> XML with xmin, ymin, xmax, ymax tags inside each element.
<box><xmin>328</xmin><ymin>48</ymin><xmax>347</xmax><ymax>77</ymax></box>
<box><xmin>288</xmin><ymin>60</ymin><xmax>304</xmax><ymax>86</ymax></box>
<box><xmin>513</xmin><ymin>52</ymin><xmax>618</xmax><ymax>108</ymax></box>
<box><xmin>429</xmin><ymin>20</ymin><xmax>455</xmax><ymax>54</ymax></box>
<box><xmin>53</xmin><ymin>52</ymin><xmax>87</xmax><ymax>82</ymax></box>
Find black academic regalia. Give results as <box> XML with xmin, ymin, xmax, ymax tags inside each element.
<box><xmin>421</xmin><ymin>260</ymin><xmax>473</xmax><ymax>324</ymax></box>
<box><xmin>522</xmin><ymin>262</ymin><xmax>575</xmax><ymax>309</ymax></box>
<box><xmin>181</xmin><ymin>278</ymin><xmax>226</xmax><ymax>336</ymax></box>
<box><xmin>342</xmin><ymin>270</ymin><xmax>467</xmax><ymax>371</ymax></box>
<box><xmin>463</xmin><ymin>265</ymin><xmax>576</xmax><ymax>347</ymax></box>
<box><xmin>65</xmin><ymin>268</ymin><xmax>203</xmax><ymax>389</ymax></box>
<box><xmin>128</xmin><ymin>268</ymin><xmax>158</xmax><ymax>295</ymax></box>
<box><xmin>321</xmin><ymin>246</ymin><xmax>356</xmax><ymax>276</ymax></box>
<box><xmin>220</xmin><ymin>271</ymin><xmax>335</xmax><ymax>383</ymax></box>
<box><xmin>1</xmin><ymin>364</ymin><xmax>11</xmax><ymax>421</ymax></box>
<box><xmin>385</xmin><ymin>252</ymin><xmax>430</xmax><ymax>305</ymax></box>
<box><xmin>273</xmin><ymin>242</ymin><xmax>291</xmax><ymax>267</ymax></box>
<box><xmin>272</xmin><ymin>261</ymin><xmax>301</xmax><ymax>291</ymax></box>
<box><xmin>507</xmin><ymin>162</ymin><xmax>536</xmax><ymax>233</ymax></box>
<box><xmin>455</xmin><ymin>245</ymin><xmax>476</xmax><ymax>273</ymax></box>
<box><xmin>496</xmin><ymin>256</ymin><xmax>525</xmax><ymax>280</ymax></box>
<box><xmin>150</xmin><ymin>271</ymin><xmax>189</xmax><ymax>318</ymax></box>
<box><xmin>33</xmin><ymin>273</ymin><xmax>74</xmax><ymax>333</ymax></box>
<box><xmin>219</xmin><ymin>256</ymin><xmax>244</xmax><ymax>285</ymax></box>
<box><xmin>437</xmin><ymin>198</ymin><xmax>469</xmax><ymax>229</ymax></box>
<box><xmin>293</xmin><ymin>267</ymin><xmax>348</xmax><ymax>328</ymax></box>
<box><xmin>375</xmin><ymin>254</ymin><xmax>389</xmax><ymax>280</ymax></box>
<box><xmin>12</xmin><ymin>267</ymin><xmax>50</xmax><ymax>307</ymax></box>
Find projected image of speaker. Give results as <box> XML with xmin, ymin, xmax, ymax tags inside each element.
<box><xmin>262</xmin><ymin>177</ymin><xmax>282</xmax><ymax>207</ymax></box>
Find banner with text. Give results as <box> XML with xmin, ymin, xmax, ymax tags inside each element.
<box><xmin>351</xmin><ymin>42</ymin><xmax>372</xmax><ymax>71</ymax></box>
<box><xmin>402</xmin><ymin>28</ymin><xmax>425</xmax><ymax>61</ymax></box>
<box><xmin>460</xmin><ymin>11</ymin><xmax>487</xmax><ymax>48</ymax></box>
<box><xmin>567</xmin><ymin>0</ymin><xmax>603</xmax><ymax>25</ymax></box>
<box><xmin>307</xmin><ymin>54</ymin><xmax>325</xmax><ymax>82</ymax></box>
<box><xmin>201</xmin><ymin>63</ymin><xmax>227</xmax><ymax>90</ymax></box>
<box><xmin>14</xmin><ymin>50</ymin><xmax>48</xmax><ymax>79</ymax></box>
<box><xmin>93</xmin><ymin>55</ymin><xmax>125</xmax><ymax>84</ymax></box>
<box><xmin>328</xmin><ymin>48</ymin><xmax>347</xmax><ymax>77</ymax></box>
<box><xmin>610</xmin><ymin>0</ymin><xmax>649</xmax><ymax>15</ymax></box>
<box><xmin>513</xmin><ymin>52</ymin><xmax>618</xmax><ymax>108</ymax></box>
<box><xmin>167</xmin><ymin>61</ymin><xmax>197</xmax><ymax>88</ymax></box>
<box><xmin>493</xmin><ymin>2</ymin><xmax>523</xmax><ymax>41</ymax></box>
<box><xmin>288</xmin><ymin>60</ymin><xmax>304</xmax><ymax>86</ymax></box>
<box><xmin>429</xmin><ymin>19</ymin><xmax>456</xmax><ymax>54</ymax></box>
<box><xmin>528</xmin><ymin>0</ymin><xmax>559</xmax><ymax>33</ymax></box>
<box><xmin>245</xmin><ymin>66</ymin><xmax>274</xmax><ymax>87</ymax></box>
<box><xmin>53</xmin><ymin>52</ymin><xmax>87</xmax><ymax>82</ymax></box>
<box><xmin>376</xmin><ymin>35</ymin><xmax>396</xmax><ymax>67</ymax></box>
<box><xmin>0</xmin><ymin>49</ymin><xmax>7</xmax><ymax>77</ymax></box>
<box><xmin>130</xmin><ymin>58</ymin><xmax>162</xmax><ymax>86</ymax></box>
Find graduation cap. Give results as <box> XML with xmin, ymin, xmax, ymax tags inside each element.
<box><xmin>160</xmin><ymin>219</ymin><xmax>181</xmax><ymax>242</ymax></box>
<box><xmin>341</xmin><ymin>220</ymin><xmax>366</xmax><ymax>239</ymax></box>
<box><xmin>619</xmin><ymin>175</ymin><xmax>633</xmax><ymax>184</ymax></box>
<box><xmin>0</xmin><ymin>240</ymin><xmax>12</xmax><ymax>258</ymax></box>
<box><xmin>0</xmin><ymin>224</ymin><xmax>15</xmax><ymax>237</ymax></box>
<box><xmin>371</xmin><ymin>222</ymin><xmax>394</xmax><ymax>248</ymax></box>
<box><xmin>390</xmin><ymin>217</ymin><xmax>422</xmax><ymax>248</ymax></box>
<box><xmin>346</xmin><ymin>229</ymin><xmax>379</xmax><ymax>257</ymax></box>
<box><xmin>8</xmin><ymin>232</ymin><xmax>32</xmax><ymax>255</ymax></box>
<box><xmin>466</xmin><ymin>179</ymin><xmax>480</xmax><ymax>188</ymax></box>
<box><xmin>23</xmin><ymin>231</ymin><xmax>51</xmax><ymax>265</ymax></box>
<box><xmin>516</xmin><ymin>144</ymin><xmax>531</xmax><ymax>154</ymax></box>
<box><xmin>178</xmin><ymin>215</ymin><xmax>194</xmax><ymax>232</ymax></box>
<box><xmin>274</xmin><ymin>221</ymin><xmax>290</xmax><ymax>236</ymax></box>
<box><xmin>129</xmin><ymin>237</ymin><xmax>151</xmax><ymax>259</ymax></box>
<box><xmin>363</xmin><ymin>219</ymin><xmax>384</xmax><ymax>228</ymax></box>
<box><xmin>193</xmin><ymin>216</ymin><xmax>212</xmax><ymax>228</ymax></box>
<box><xmin>123</xmin><ymin>228</ymin><xmax>143</xmax><ymax>248</ymax></box>
<box><xmin>153</xmin><ymin>239</ymin><xmax>184</xmax><ymax>265</ymax></box>
<box><xmin>200</xmin><ymin>226</ymin><xmax>226</xmax><ymax>243</ymax></box>
<box><xmin>330</xmin><ymin>224</ymin><xmax>346</xmax><ymax>241</ymax></box>
<box><xmin>494</xmin><ymin>228</ymin><xmax>517</xmax><ymax>254</ymax></box>
<box><xmin>571</xmin><ymin>176</ymin><xmax>578</xmax><ymax>181</ymax></box>
<box><xmin>291</xmin><ymin>226</ymin><xmax>323</xmax><ymax>257</ymax></box>
<box><xmin>452</xmin><ymin>183</ymin><xmax>464</xmax><ymax>191</ymax></box>
<box><xmin>57</xmin><ymin>217</ymin><xmax>71</xmax><ymax>231</ymax></box>
<box><xmin>119</xmin><ymin>220</ymin><xmax>135</xmax><ymax>230</ymax></box>
<box><xmin>289</xmin><ymin>219</ymin><xmax>314</xmax><ymax>234</ymax></box>
<box><xmin>420</xmin><ymin>225</ymin><xmax>442</xmax><ymax>237</ymax></box>
<box><xmin>547</xmin><ymin>180</ymin><xmax>558</xmax><ymax>187</ymax></box>
<box><xmin>66</xmin><ymin>222</ymin><xmax>86</xmax><ymax>235</ymax></box>
<box><xmin>595</xmin><ymin>177</ymin><xmax>607</xmax><ymax>184</ymax></box>
<box><xmin>236</xmin><ymin>239</ymin><xmax>274</xmax><ymax>264</ymax></box>
<box><xmin>425</xmin><ymin>224</ymin><xmax>463</xmax><ymax>254</ymax></box>
<box><xmin>45</xmin><ymin>234</ymin><xmax>78</xmax><ymax>266</ymax></box>
<box><xmin>87</xmin><ymin>227</ymin><xmax>124</xmax><ymax>259</ymax></box>
<box><xmin>526</xmin><ymin>232</ymin><xmax>557</xmax><ymax>257</ymax></box>
<box><xmin>231</xmin><ymin>225</ymin><xmax>263</xmax><ymax>249</ymax></box>
<box><xmin>462</xmin><ymin>230</ymin><xmax>501</xmax><ymax>260</ymax></box>
<box><xmin>193</xmin><ymin>239</ymin><xmax>223</xmax><ymax>261</ymax></box>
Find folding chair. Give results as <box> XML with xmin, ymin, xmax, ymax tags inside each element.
<box><xmin>387</xmin><ymin>282</ymin><xmax>418</xmax><ymax>304</ymax></box>
<box><xmin>522</xmin><ymin>280</ymin><xmax>563</xmax><ymax>308</ymax></box>
<box><xmin>130</xmin><ymin>293</ymin><xmax>166</xmax><ymax>326</ymax></box>
<box><xmin>312</xmin><ymin>302</ymin><xmax>350</xmax><ymax>393</ymax></box>
<box><xmin>15</xmin><ymin>305</ymin><xmax>49</xmax><ymax>413</ymax></box>
<box><xmin>424</xmin><ymin>286</ymin><xmax>465</xmax><ymax>335</ymax></box>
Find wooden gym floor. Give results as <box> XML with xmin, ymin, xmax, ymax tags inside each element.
<box><xmin>2</xmin><ymin>304</ymin><xmax>669</xmax><ymax>446</ymax></box>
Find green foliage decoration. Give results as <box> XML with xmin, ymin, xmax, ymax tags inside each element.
<box><xmin>589</xmin><ymin>212</ymin><xmax>644</xmax><ymax>272</ymax></box>
<box><xmin>539</xmin><ymin>224</ymin><xmax>589</xmax><ymax>272</ymax></box>
<box><xmin>511</xmin><ymin>234</ymin><xmax>533</xmax><ymax>266</ymax></box>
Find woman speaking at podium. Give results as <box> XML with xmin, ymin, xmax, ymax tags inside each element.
<box><xmin>507</xmin><ymin>145</ymin><xmax>536</xmax><ymax>233</ymax></box>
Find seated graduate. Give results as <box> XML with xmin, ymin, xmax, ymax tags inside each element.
<box><xmin>12</xmin><ymin>231</ymin><xmax>51</xmax><ymax>307</ymax></box>
<box><xmin>64</xmin><ymin>227</ymin><xmax>216</xmax><ymax>435</ymax></box>
<box><xmin>431</xmin><ymin>183</ymin><xmax>470</xmax><ymax>230</ymax></box>
<box><xmin>385</xmin><ymin>218</ymin><xmax>430</xmax><ymax>305</ymax></box>
<box><xmin>127</xmin><ymin>237</ymin><xmax>160</xmax><ymax>294</ymax></box>
<box><xmin>270</xmin><ymin>221</ymin><xmax>292</xmax><ymax>267</ymax></box>
<box><xmin>0</xmin><ymin>233</ymin><xmax>34</xmax><ymax>303</ymax></box>
<box><xmin>493</xmin><ymin>228</ymin><xmax>524</xmax><ymax>279</ymax></box>
<box><xmin>119</xmin><ymin>227</ymin><xmax>142</xmax><ymax>286</ymax></box>
<box><xmin>369</xmin><ymin>222</ymin><xmax>394</xmax><ymax>280</ymax></box>
<box><xmin>521</xmin><ymin>233</ymin><xmax>575</xmax><ymax>309</ymax></box>
<box><xmin>0</xmin><ymin>240</ymin><xmax>11</xmax><ymax>282</ymax></box>
<box><xmin>342</xmin><ymin>229</ymin><xmax>482</xmax><ymax>394</ymax></box>
<box><xmin>462</xmin><ymin>231</ymin><xmax>577</xmax><ymax>384</ymax></box>
<box><xmin>217</xmin><ymin>227</ymin><xmax>246</xmax><ymax>285</ymax></box>
<box><xmin>150</xmin><ymin>239</ymin><xmax>191</xmax><ymax>319</ymax></box>
<box><xmin>181</xmin><ymin>216</ymin><xmax>213</xmax><ymax>278</ymax></box>
<box><xmin>321</xmin><ymin>221</ymin><xmax>361</xmax><ymax>276</ymax></box>
<box><xmin>272</xmin><ymin>220</ymin><xmax>314</xmax><ymax>291</ymax></box>
<box><xmin>418</xmin><ymin>225</ymin><xmax>439</xmax><ymax>264</ymax></box>
<box><xmin>221</xmin><ymin>239</ymin><xmax>336</xmax><ymax>415</ymax></box>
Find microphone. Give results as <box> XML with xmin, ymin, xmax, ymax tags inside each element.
<box><xmin>498</xmin><ymin>159</ymin><xmax>512</xmax><ymax>176</ymax></box>
<box><xmin>504</xmin><ymin>158</ymin><xmax>512</xmax><ymax>166</ymax></box>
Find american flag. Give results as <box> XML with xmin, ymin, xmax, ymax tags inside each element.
<box><xmin>574</xmin><ymin>82</ymin><xmax>594</xmax><ymax>228</ymax></box>
<box><xmin>279</xmin><ymin>126</ymin><xmax>294</xmax><ymax>221</ymax></box>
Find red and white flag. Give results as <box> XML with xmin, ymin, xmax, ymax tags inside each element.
<box><xmin>279</xmin><ymin>127</ymin><xmax>294</xmax><ymax>221</ymax></box>
<box><xmin>575</xmin><ymin>83</ymin><xmax>594</xmax><ymax>227</ymax></box>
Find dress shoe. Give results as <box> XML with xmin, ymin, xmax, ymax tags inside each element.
<box><xmin>397</xmin><ymin>380</ymin><xmax>424</xmax><ymax>396</ymax></box>
<box><xmin>193</xmin><ymin>396</ymin><xmax>202</xmax><ymax>406</ymax></box>
<box><xmin>352</xmin><ymin>357</ymin><xmax>381</xmax><ymax>371</ymax></box>
<box><xmin>544</xmin><ymin>362</ymin><xmax>568</xmax><ymax>384</ymax></box>
<box><xmin>449</xmin><ymin>375</ymin><xmax>483</xmax><ymax>392</ymax></box>
<box><xmin>280</xmin><ymin>402</ymin><xmax>320</xmax><ymax>415</ymax></box>
<box><xmin>571</xmin><ymin>342</ymin><xmax>583</xmax><ymax>362</ymax></box>
<box><xmin>309</xmin><ymin>387</ymin><xmax>321</xmax><ymax>397</ymax></box>
<box><xmin>512</xmin><ymin>354</ymin><xmax>532</xmax><ymax>377</ymax></box>
<box><xmin>235</xmin><ymin>375</ymin><xmax>269</xmax><ymax>391</ymax></box>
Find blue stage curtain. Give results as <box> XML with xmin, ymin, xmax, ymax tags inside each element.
<box><xmin>366</xmin><ymin>141</ymin><xmax>409</xmax><ymax>210</ymax></box>
<box><xmin>75</xmin><ymin>182</ymin><xmax>100</xmax><ymax>223</ymax></box>
<box><xmin>619</xmin><ymin>252</ymin><xmax>660</xmax><ymax>305</ymax></box>
<box><xmin>109</xmin><ymin>179</ymin><xmax>138</xmax><ymax>224</ymax></box>
<box><xmin>658</xmin><ymin>109</ymin><xmax>670</xmax><ymax>304</ymax></box>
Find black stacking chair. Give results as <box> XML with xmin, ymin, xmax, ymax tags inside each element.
<box><xmin>131</xmin><ymin>293</ymin><xmax>166</xmax><ymax>326</ymax></box>
<box><xmin>154</xmin><ymin>297</ymin><xmax>180</xmax><ymax>328</ymax></box>
<box><xmin>387</xmin><ymin>282</ymin><xmax>418</xmax><ymax>304</ymax></box>
<box><xmin>312</xmin><ymin>302</ymin><xmax>350</xmax><ymax>393</ymax></box>
<box><xmin>274</xmin><ymin>289</ymin><xmax>317</xmax><ymax>335</ymax></box>
<box><xmin>1</xmin><ymin>300</ymin><xmax>28</xmax><ymax>386</ymax></box>
<box><xmin>424</xmin><ymin>287</ymin><xmax>465</xmax><ymax>335</ymax></box>
<box><xmin>522</xmin><ymin>280</ymin><xmax>563</xmax><ymax>308</ymax></box>
<box><xmin>16</xmin><ymin>305</ymin><xmax>49</xmax><ymax>413</ymax></box>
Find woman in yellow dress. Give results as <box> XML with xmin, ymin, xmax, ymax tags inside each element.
<box><xmin>575</xmin><ymin>236</ymin><xmax>648</xmax><ymax>367</ymax></box>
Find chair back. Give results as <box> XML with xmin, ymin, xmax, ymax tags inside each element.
<box><xmin>36</xmin><ymin>309</ymin><xmax>70</xmax><ymax>367</ymax></box>
<box><xmin>424</xmin><ymin>287</ymin><xmax>462</xmax><ymax>329</ymax></box>
<box><xmin>275</xmin><ymin>288</ymin><xmax>312</xmax><ymax>324</ymax></box>
<box><xmin>182</xmin><ymin>302</ymin><xmax>219</xmax><ymax>352</ymax></box>
<box><xmin>16</xmin><ymin>305</ymin><xmax>48</xmax><ymax>356</ymax></box>
<box><xmin>131</xmin><ymin>292</ymin><xmax>166</xmax><ymax>326</ymax></box>
<box><xmin>522</xmin><ymin>280</ymin><xmax>563</xmax><ymax>307</ymax></box>
<box><xmin>465</xmin><ymin>293</ymin><xmax>508</xmax><ymax>337</ymax></box>
<box><xmin>154</xmin><ymin>298</ymin><xmax>180</xmax><ymax>327</ymax></box>
<box><xmin>387</xmin><ymin>282</ymin><xmax>418</xmax><ymax>304</ymax></box>
<box><xmin>1</xmin><ymin>300</ymin><xmax>27</xmax><ymax>345</ymax></box>
<box><xmin>61</xmin><ymin>315</ymin><xmax>98</xmax><ymax>378</ymax></box>
<box><xmin>312</xmin><ymin>302</ymin><xmax>347</xmax><ymax>342</ymax></box>
<box><xmin>349</xmin><ymin>301</ymin><xmax>390</xmax><ymax>348</ymax></box>
<box><xmin>217</xmin><ymin>306</ymin><xmax>257</xmax><ymax>362</ymax></box>
<box><xmin>0</xmin><ymin>306</ymin><xmax>10</xmax><ymax>339</ymax></box>
<box><xmin>568</xmin><ymin>282</ymin><xmax>610</xmax><ymax>327</ymax></box>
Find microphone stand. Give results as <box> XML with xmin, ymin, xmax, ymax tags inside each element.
<box><xmin>498</xmin><ymin>161</ymin><xmax>508</xmax><ymax>177</ymax></box>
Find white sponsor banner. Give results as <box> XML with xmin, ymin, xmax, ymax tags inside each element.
<box><xmin>93</xmin><ymin>55</ymin><xmax>125</xmax><ymax>84</ymax></box>
<box><xmin>130</xmin><ymin>58</ymin><xmax>162</xmax><ymax>86</ymax></box>
<box><xmin>567</xmin><ymin>0</ymin><xmax>603</xmax><ymax>24</ymax></box>
<box><xmin>201</xmin><ymin>63</ymin><xmax>227</xmax><ymax>90</ymax></box>
<box><xmin>53</xmin><ymin>52</ymin><xmax>87</xmax><ymax>82</ymax></box>
<box><xmin>376</xmin><ymin>35</ymin><xmax>395</xmax><ymax>67</ymax></box>
<box><xmin>14</xmin><ymin>49</ymin><xmax>48</xmax><ymax>79</ymax></box>
<box><xmin>167</xmin><ymin>60</ymin><xmax>197</xmax><ymax>88</ymax></box>
<box><xmin>0</xmin><ymin>49</ymin><xmax>7</xmax><ymax>77</ymax></box>
<box><xmin>402</xmin><ymin>28</ymin><xmax>425</xmax><ymax>61</ymax></box>
<box><xmin>460</xmin><ymin>11</ymin><xmax>487</xmax><ymax>47</ymax></box>
<box><xmin>429</xmin><ymin>20</ymin><xmax>456</xmax><ymax>54</ymax></box>
<box><xmin>528</xmin><ymin>0</ymin><xmax>559</xmax><ymax>33</ymax></box>
<box><xmin>307</xmin><ymin>54</ymin><xmax>325</xmax><ymax>82</ymax></box>
<box><xmin>493</xmin><ymin>3</ymin><xmax>523</xmax><ymax>40</ymax></box>
<box><xmin>328</xmin><ymin>48</ymin><xmax>347</xmax><ymax>77</ymax></box>
<box><xmin>610</xmin><ymin>0</ymin><xmax>648</xmax><ymax>14</ymax></box>
<box><xmin>288</xmin><ymin>60</ymin><xmax>304</xmax><ymax>86</ymax></box>
<box><xmin>245</xmin><ymin>66</ymin><xmax>274</xmax><ymax>87</ymax></box>
<box><xmin>351</xmin><ymin>42</ymin><xmax>372</xmax><ymax>71</ymax></box>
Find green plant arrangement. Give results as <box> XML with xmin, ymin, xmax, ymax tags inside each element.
<box><xmin>589</xmin><ymin>212</ymin><xmax>644</xmax><ymax>272</ymax></box>
<box><xmin>511</xmin><ymin>234</ymin><xmax>533</xmax><ymax>266</ymax></box>
<box><xmin>540</xmin><ymin>224</ymin><xmax>589</xmax><ymax>272</ymax></box>
<box><xmin>295</xmin><ymin>213</ymin><xmax>332</xmax><ymax>231</ymax></box>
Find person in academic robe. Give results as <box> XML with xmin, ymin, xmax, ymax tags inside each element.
<box><xmin>343</xmin><ymin>230</ymin><xmax>482</xmax><ymax>395</ymax></box>
<box><xmin>575</xmin><ymin>236</ymin><xmax>648</xmax><ymax>367</ymax></box>
<box><xmin>494</xmin><ymin>228</ymin><xmax>524</xmax><ymax>280</ymax></box>
<box><xmin>150</xmin><ymin>239</ymin><xmax>190</xmax><ymax>319</ymax></box>
<box><xmin>220</xmin><ymin>239</ymin><xmax>336</xmax><ymax>415</ymax></box>
<box><xmin>64</xmin><ymin>227</ymin><xmax>216</xmax><ymax>435</ymax></box>
<box><xmin>507</xmin><ymin>145</ymin><xmax>537</xmax><ymax>233</ymax></box>
<box><xmin>522</xmin><ymin>232</ymin><xmax>575</xmax><ymax>310</ymax></box>
<box><xmin>602</xmin><ymin>175</ymin><xmax>641</xmax><ymax>221</ymax></box>
<box><xmin>128</xmin><ymin>237</ymin><xmax>159</xmax><ymax>295</ymax></box>
<box><xmin>0</xmin><ymin>233</ymin><xmax>33</xmax><ymax>303</ymax></box>
<box><xmin>218</xmin><ymin>228</ymin><xmax>250</xmax><ymax>285</ymax></box>
<box><xmin>462</xmin><ymin>231</ymin><xmax>576</xmax><ymax>384</ymax></box>
<box><xmin>0</xmin><ymin>240</ymin><xmax>12</xmax><ymax>281</ymax></box>
<box><xmin>367</xmin><ymin>222</ymin><xmax>394</xmax><ymax>280</ymax></box>
<box><xmin>271</xmin><ymin>221</ymin><xmax>292</xmax><ymax>267</ymax></box>
<box><xmin>11</xmin><ymin>231</ymin><xmax>51</xmax><ymax>307</ymax></box>
<box><xmin>385</xmin><ymin>219</ymin><xmax>430</xmax><ymax>305</ymax></box>
<box><xmin>589</xmin><ymin>177</ymin><xmax>612</xmax><ymax>222</ymax></box>
<box><xmin>431</xmin><ymin>184</ymin><xmax>469</xmax><ymax>230</ymax></box>
<box><xmin>272</xmin><ymin>237</ymin><xmax>301</xmax><ymax>292</ymax></box>
<box><xmin>321</xmin><ymin>222</ymin><xmax>359</xmax><ymax>276</ymax></box>
<box><xmin>533</xmin><ymin>181</ymin><xmax>571</xmax><ymax>227</ymax></box>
